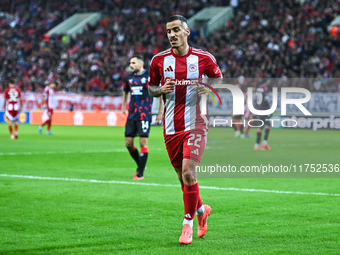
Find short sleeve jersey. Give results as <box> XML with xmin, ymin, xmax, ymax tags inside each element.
<box><xmin>149</xmin><ymin>47</ymin><xmax>222</xmax><ymax>135</ymax></box>
<box><xmin>4</xmin><ymin>87</ymin><xmax>21</xmax><ymax>112</ymax></box>
<box><xmin>124</xmin><ymin>70</ymin><xmax>153</xmax><ymax>121</ymax></box>
<box><xmin>43</xmin><ymin>86</ymin><xmax>55</xmax><ymax>109</ymax></box>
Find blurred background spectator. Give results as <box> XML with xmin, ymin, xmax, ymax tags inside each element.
<box><xmin>0</xmin><ymin>0</ymin><xmax>339</xmax><ymax>94</ymax></box>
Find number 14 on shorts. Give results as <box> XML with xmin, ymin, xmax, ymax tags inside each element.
<box><xmin>141</xmin><ymin>120</ymin><xmax>149</xmax><ymax>133</ymax></box>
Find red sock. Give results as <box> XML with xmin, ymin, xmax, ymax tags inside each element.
<box><xmin>182</xmin><ymin>183</ymin><xmax>203</xmax><ymax>210</ymax></box>
<box><xmin>183</xmin><ymin>183</ymin><xmax>199</xmax><ymax>220</ymax></box>
<box><xmin>9</xmin><ymin>125</ymin><xmax>13</xmax><ymax>134</ymax></box>
<box><xmin>15</xmin><ymin>123</ymin><xmax>18</xmax><ymax>132</ymax></box>
<box><xmin>47</xmin><ymin>120</ymin><xmax>52</xmax><ymax>131</ymax></box>
<box><xmin>196</xmin><ymin>183</ymin><xmax>203</xmax><ymax>210</ymax></box>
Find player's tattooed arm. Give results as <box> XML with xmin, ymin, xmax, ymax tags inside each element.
<box><xmin>148</xmin><ymin>85</ymin><xmax>163</xmax><ymax>97</ymax></box>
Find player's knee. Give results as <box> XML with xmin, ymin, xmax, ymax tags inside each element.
<box><xmin>182</xmin><ymin>167</ymin><xmax>196</xmax><ymax>183</ymax></box>
<box><xmin>125</xmin><ymin>142</ymin><xmax>133</xmax><ymax>149</ymax></box>
<box><xmin>139</xmin><ymin>137</ymin><xmax>148</xmax><ymax>148</ymax></box>
<box><xmin>182</xmin><ymin>171</ymin><xmax>192</xmax><ymax>183</ymax></box>
<box><xmin>140</xmin><ymin>143</ymin><xmax>148</xmax><ymax>149</ymax></box>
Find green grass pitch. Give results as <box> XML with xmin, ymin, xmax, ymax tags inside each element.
<box><xmin>0</xmin><ymin>124</ymin><xmax>339</xmax><ymax>254</ymax></box>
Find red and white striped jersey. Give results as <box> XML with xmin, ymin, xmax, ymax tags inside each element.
<box><xmin>43</xmin><ymin>86</ymin><xmax>55</xmax><ymax>109</ymax></box>
<box><xmin>149</xmin><ymin>47</ymin><xmax>222</xmax><ymax>135</ymax></box>
<box><xmin>4</xmin><ymin>87</ymin><xmax>21</xmax><ymax>109</ymax></box>
<box><xmin>4</xmin><ymin>87</ymin><xmax>21</xmax><ymax>111</ymax></box>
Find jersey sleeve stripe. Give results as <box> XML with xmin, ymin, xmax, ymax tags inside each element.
<box><xmin>192</xmin><ymin>49</ymin><xmax>217</xmax><ymax>64</ymax></box>
<box><xmin>150</xmin><ymin>49</ymin><xmax>171</xmax><ymax>66</ymax></box>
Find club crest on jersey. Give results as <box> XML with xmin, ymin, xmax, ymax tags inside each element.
<box><xmin>189</xmin><ymin>64</ymin><xmax>197</xmax><ymax>72</ymax></box>
<box><xmin>141</xmin><ymin>77</ymin><xmax>147</xmax><ymax>84</ymax></box>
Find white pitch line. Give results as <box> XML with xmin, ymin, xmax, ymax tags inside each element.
<box><xmin>0</xmin><ymin>149</ymin><xmax>126</xmax><ymax>156</ymax></box>
<box><xmin>0</xmin><ymin>148</ymin><xmax>165</xmax><ymax>156</ymax></box>
<box><xmin>0</xmin><ymin>174</ymin><xmax>339</xmax><ymax>197</ymax></box>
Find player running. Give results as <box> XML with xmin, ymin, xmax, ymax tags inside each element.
<box><xmin>148</xmin><ymin>15</ymin><xmax>222</xmax><ymax>244</ymax></box>
<box><xmin>121</xmin><ymin>55</ymin><xmax>162</xmax><ymax>180</ymax></box>
<box><xmin>38</xmin><ymin>83</ymin><xmax>56</xmax><ymax>135</ymax></box>
<box><xmin>3</xmin><ymin>80</ymin><xmax>22</xmax><ymax>139</ymax></box>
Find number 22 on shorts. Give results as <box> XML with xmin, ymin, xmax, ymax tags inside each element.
<box><xmin>188</xmin><ymin>133</ymin><xmax>202</xmax><ymax>148</ymax></box>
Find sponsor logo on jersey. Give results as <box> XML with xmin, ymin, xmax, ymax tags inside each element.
<box><xmin>131</xmin><ymin>86</ymin><xmax>143</xmax><ymax>95</ymax></box>
<box><xmin>163</xmin><ymin>78</ymin><xmax>222</xmax><ymax>106</ymax></box>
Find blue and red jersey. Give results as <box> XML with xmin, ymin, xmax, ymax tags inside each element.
<box><xmin>124</xmin><ymin>70</ymin><xmax>153</xmax><ymax>121</ymax></box>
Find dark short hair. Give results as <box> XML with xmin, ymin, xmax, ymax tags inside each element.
<box><xmin>131</xmin><ymin>55</ymin><xmax>144</xmax><ymax>62</ymax></box>
<box><xmin>7</xmin><ymin>79</ymin><xmax>15</xmax><ymax>85</ymax></box>
<box><xmin>167</xmin><ymin>15</ymin><xmax>188</xmax><ymax>28</ymax></box>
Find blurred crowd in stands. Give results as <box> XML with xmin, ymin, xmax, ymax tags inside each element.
<box><xmin>0</xmin><ymin>0</ymin><xmax>339</xmax><ymax>95</ymax></box>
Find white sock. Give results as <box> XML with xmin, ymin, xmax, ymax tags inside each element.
<box><xmin>196</xmin><ymin>205</ymin><xmax>205</xmax><ymax>215</ymax></box>
<box><xmin>254</xmin><ymin>143</ymin><xmax>260</xmax><ymax>148</ymax></box>
<box><xmin>183</xmin><ymin>219</ymin><xmax>193</xmax><ymax>228</ymax></box>
<box><xmin>262</xmin><ymin>140</ymin><xmax>267</xmax><ymax>145</ymax></box>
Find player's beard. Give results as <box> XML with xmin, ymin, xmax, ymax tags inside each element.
<box><xmin>170</xmin><ymin>37</ymin><xmax>181</xmax><ymax>49</ymax></box>
<box><xmin>171</xmin><ymin>41</ymin><xmax>182</xmax><ymax>49</ymax></box>
<box><xmin>132</xmin><ymin>67</ymin><xmax>140</xmax><ymax>74</ymax></box>
<box><xmin>170</xmin><ymin>39</ymin><xmax>185</xmax><ymax>50</ymax></box>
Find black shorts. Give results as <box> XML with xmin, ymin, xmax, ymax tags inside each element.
<box><xmin>125</xmin><ymin>119</ymin><xmax>151</xmax><ymax>137</ymax></box>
